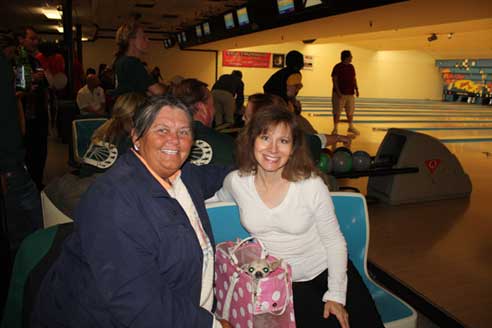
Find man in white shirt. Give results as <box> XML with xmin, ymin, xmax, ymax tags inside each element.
<box><xmin>76</xmin><ymin>74</ymin><xmax>106</xmax><ymax>116</ymax></box>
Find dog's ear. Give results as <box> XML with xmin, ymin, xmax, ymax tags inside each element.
<box><xmin>270</xmin><ymin>259</ymin><xmax>282</xmax><ymax>272</ymax></box>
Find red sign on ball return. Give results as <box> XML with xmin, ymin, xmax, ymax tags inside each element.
<box><xmin>425</xmin><ymin>159</ymin><xmax>441</xmax><ymax>174</ymax></box>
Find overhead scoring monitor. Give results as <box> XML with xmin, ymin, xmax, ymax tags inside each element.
<box><xmin>224</xmin><ymin>12</ymin><xmax>235</xmax><ymax>29</ymax></box>
<box><xmin>203</xmin><ymin>22</ymin><xmax>210</xmax><ymax>35</ymax></box>
<box><xmin>236</xmin><ymin>7</ymin><xmax>249</xmax><ymax>26</ymax></box>
<box><xmin>277</xmin><ymin>0</ymin><xmax>295</xmax><ymax>14</ymax></box>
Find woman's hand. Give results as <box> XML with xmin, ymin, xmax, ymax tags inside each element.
<box><xmin>323</xmin><ymin>300</ymin><xmax>349</xmax><ymax>328</ymax></box>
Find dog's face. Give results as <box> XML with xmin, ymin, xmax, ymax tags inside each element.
<box><xmin>242</xmin><ymin>259</ymin><xmax>281</xmax><ymax>279</ymax></box>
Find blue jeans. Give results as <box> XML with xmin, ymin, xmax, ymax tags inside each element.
<box><xmin>3</xmin><ymin>165</ymin><xmax>43</xmax><ymax>258</ymax></box>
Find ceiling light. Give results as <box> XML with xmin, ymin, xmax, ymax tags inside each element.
<box><xmin>43</xmin><ymin>9</ymin><xmax>62</xmax><ymax>20</ymax></box>
<box><xmin>81</xmin><ymin>37</ymin><xmax>89</xmax><ymax>41</ymax></box>
<box><xmin>56</xmin><ymin>26</ymin><xmax>64</xmax><ymax>33</ymax></box>
<box><xmin>427</xmin><ymin>33</ymin><xmax>437</xmax><ymax>42</ymax></box>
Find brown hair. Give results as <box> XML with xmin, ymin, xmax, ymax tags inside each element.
<box><xmin>172</xmin><ymin>78</ymin><xmax>209</xmax><ymax>115</ymax></box>
<box><xmin>236</xmin><ymin>105</ymin><xmax>317</xmax><ymax>182</ymax></box>
<box><xmin>92</xmin><ymin>92</ymin><xmax>146</xmax><ymax>144</ymax></box>
<box><xmin>247</xmin><ymin>93</ymin><xmax>287</xmax><ymax>114</ymax></box>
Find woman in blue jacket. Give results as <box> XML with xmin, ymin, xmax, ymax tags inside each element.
<box><xmin>31</xmin><ymin>95</ymin><xmax>232</xmax><ymax>327</ymax></box>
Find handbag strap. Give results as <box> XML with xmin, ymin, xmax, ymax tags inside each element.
<box><xmin>220</xmin><ymin>271</ymin><xmax>240</xmax><ymax>321</ymax></box>
<box><xmin>229</xmin><ymin>236</ymin><xmax>267</xmax><ymax>264</ymax></box>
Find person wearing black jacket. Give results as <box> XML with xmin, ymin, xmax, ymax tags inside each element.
<box><xmin>263</xmin><ymin>50</ymin><xmax>304</xmax><ymax>104</ymax></box>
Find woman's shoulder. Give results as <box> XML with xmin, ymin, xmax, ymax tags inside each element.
<box><xmin>295</xmin><ymin>174</ymin><xmax>326</xmax><ymax>190</ymax></box>
<box><xmin>225</xmin><ymin>169</ymin><xmax>249</xmax><ymax>182</ymax></box>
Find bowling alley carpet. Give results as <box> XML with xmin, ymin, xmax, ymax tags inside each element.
<box><xmin>302</xmin><ymin>97</ymin><xmax>492</xmax><ymax>328</ymax></box>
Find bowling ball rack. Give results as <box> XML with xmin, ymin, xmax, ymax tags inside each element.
<box><xmin>333</xmin><ymin>166</ymin><xmax>418</xmax><ymax>179</ymax></box>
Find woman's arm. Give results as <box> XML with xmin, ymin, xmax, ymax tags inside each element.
<box><xmin>191</xmin><ymin>164</ymin><xmax>234</xmax><ymax>200</ymax></box>
<box><xmin>77</xmin><ymin>183</ymin><xmax>214</xmax><ymax>327</ymax></box>
<box><xmin>206</xmin><ymin>171</ymin><xmax>236</xmax><ymax>203</ymax></box>
<box><xmin>310</xmin><ymin>177</ymin><xmax>348</xmax><ymax>305</ymax></box>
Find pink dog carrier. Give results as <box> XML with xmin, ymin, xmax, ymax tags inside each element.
<box><xmin>214</xmin><ymin>237</ymin><xmax>296</xmax><ymax>328</ymax></box>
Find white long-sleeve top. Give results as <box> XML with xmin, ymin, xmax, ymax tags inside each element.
<box><xmin>212</xmin><ymin>170</ymin><xmax>348</xmax><ymax>305</ymax></box>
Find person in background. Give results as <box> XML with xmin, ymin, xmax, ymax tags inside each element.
<box><xmin>111</xmin><ymin>19</ymin><xmax>166</xmax><ymax>97</ymax></box>
<box><xmin>211</xmin><ymin>105</ymin><xmax>384</xmax><ymax>328</ymax></box>
<box><xmin>15</xmin><ymin>26</ymin><xmax>49</xmax><ymax>191</ymax></box>
<box><xmin>85</xmin><ymin>67</ymin><xmax>96</xmax><ymax>76</ymax></box>
<box><xmin>331</xmin><ymin>50</ymin><xmax>360</xmax><ymax>135</ymax></box>
<box><xmin>43</xmin><ymin>92</ymin><xmax>147</xmax><ymax>218</ymax></box>
<box><xmin>76</xmin><ymin>74</ymin><xmax>106</xmax><ymax>116</ymax></box>
<box><xmin>90</xmin><ymin>92</ymin><xmax>146</xmax><ymax>155</ymax></box>
<box><xmin>31</xmin><ymin>95</ymin><xmax>232</xmax><ymax>328</ymax></box>
<box><xmin>211</xmin><ymin>70</ymin><xmax>244</xmax><ymax>128</ymax></box>
<box><xmin>0</xmin><ymin>32</ymin><xmax>43</xmax><ymax>260</ymax></box>
<box><xmin>167</xmin><ymin>74</ymin><xmax>184</xmax><ymax>94</ymax></box>
<box><xmin>98</xmin><ymin>63</ymin><xmax>107</xmax><ymax>78</ymax></box>
<box><xmin>264</xmin><ymin>50</ymin><xmax>304</xmax><ymax>105</ymax></box>
<box><xmin>151</xmin><ymin>66</ymin><xmax>163</xmax><ymax>83</ymax></box>
<box><xmin>36</xmin><ymin>41</ymin><xmax>66</xmax><ymax>129</ymax></box>
<box><xmin>99</xmin><ymin>66</ymin><xmax>115</xmax><ymax>91</ymax></box>
<box><xmin>263</xmin><ymin>50</ymin><xmax>319</xmax><ymax>136</ymax></box>
<box><xmin>173</xmin><ymin>78</ymin><xmax>235</xmax><ymax>166</ymax></box>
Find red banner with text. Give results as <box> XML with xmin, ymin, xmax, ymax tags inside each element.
<box><xmin>222</xmin><ymin>51</ymin><xmax>271</xmax><ymax>68</ymax></box>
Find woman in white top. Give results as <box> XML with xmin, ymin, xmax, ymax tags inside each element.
<box><xmin>213</xmin><ymin>105</ymin><xmax>383</xmax><ymax>328</ymax></box>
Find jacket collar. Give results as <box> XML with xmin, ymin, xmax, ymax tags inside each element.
<box><xmin>124</xmin><ymin>151</ymin><xmax>174</xmax><ymax>198</ymax></box>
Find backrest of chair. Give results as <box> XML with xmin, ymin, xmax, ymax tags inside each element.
<box><xmin>206</xmin><ymin>202</ymin><xmax>250</xmax><ymax>243</ymax></box>
<box><xmin>1</xmin><ymin>225</ymin><xmax>58</xmax><ymax>328</ymax></box>
<box><xmin>330</xmin><ymin>192</ymin><xmax>369</xmax><ymax>284</ymax></box>
<box><xmin>72</xmin><ymin>118</ymin><xmax>107</xmax><ymax>163</ymax></box>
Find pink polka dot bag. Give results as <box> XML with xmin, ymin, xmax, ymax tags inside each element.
<box><xmin>214</xmin><ymin>237</ymin><xmax>296</xmax><ymax>328</ymax></box>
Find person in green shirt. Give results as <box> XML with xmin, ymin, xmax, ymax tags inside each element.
<box><xmin>173</xmin><ymin>78</ymin><xmax>235</xmax><ymax>166</ymax></box>
<box><xmin>111</xmin><ymin>19</ymin><xmax>166</xmax><ymax>97</ymax></box>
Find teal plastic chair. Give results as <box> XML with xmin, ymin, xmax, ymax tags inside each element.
<box><xmin>72</xmin><ymin>118</ymin><xmax>107</xmax><ymax>163</ymax></box>
<box><xmin>206</xmin><ymin>194</ymin><xmax>417</xmax><ymax>328</ymax></box>
<box><xmin>206</xmin><ymin>202</ymin><xmax>249</xmax><ymax>243</ymax></box>
<box><xmin>330</xmin><ymin>192</ymin><xmax>417</xmax><ymax>328</ymax></box>
<box><xmin>1</xmin><ymin>223</ymin><xmax>73</xmax><ymax>328</ymax></box>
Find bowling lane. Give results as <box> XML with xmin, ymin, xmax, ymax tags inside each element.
<box><xmin>301</xmin><ymin>98</ymin><xmax>492</xmax><ymax>328</ymax></box>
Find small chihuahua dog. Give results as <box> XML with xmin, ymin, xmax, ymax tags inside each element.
<box><xmin>242</xmin><ymin>258</ymin><xmax>282</xmax><ymax>279</ymax></box>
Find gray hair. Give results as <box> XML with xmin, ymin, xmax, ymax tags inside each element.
<box><xmin>132</xmin><ymin>95</ymin><xmax>193</xmax><ymax>141</ymax></box>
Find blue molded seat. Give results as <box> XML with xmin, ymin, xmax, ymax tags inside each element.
<box><xmin>206</xmin><ymin>202</ymin><xmax>249</xmax><ymax>243</ymax></box>
<box><xmin>72</xmin><ymin>118</ymin><xmax>108</xmax><ymax>163</ymax></box>
<box><xmin>206</xmin><ymin>193</ymin><xmax>417</xmax><ymax>328</ymax></box>
<box><xmin>330</xmin><ymin>192</ymin><xmax>417</xmax><ymax>328</ymax></box>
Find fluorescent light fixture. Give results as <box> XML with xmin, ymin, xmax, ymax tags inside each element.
<box><xmin>81</xmin><ymin>37</ymin><xmax>89</xmax><ymax>41</ymax></box>
<box><xmin>56</xmin><ymin>26</ymin><xmax>64</xmax><ymax>33</ymax></box>
<box><xmin>43</xmin><ymin>9</ymin><xmax>62</xmax><ymax>20</ymax></box>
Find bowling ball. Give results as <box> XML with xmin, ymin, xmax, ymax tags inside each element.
<box><xmin>318</xmin><ymin>152</ymin><xmax>332</xmax><ymax>173</ymax></box>
<box><xmin>332</xmin><ymin>150</ymin><xmax>352</xmax><ymax>173</ymax></box>
<box><xmin>352</xmin><ymin>150</ymin><xmax>372</xmax><ymax>171</ymax></box>
<box><xmin>334</xmin><ymin>146</ymin><xmax>352</xmax><ymax>156</ymax></box>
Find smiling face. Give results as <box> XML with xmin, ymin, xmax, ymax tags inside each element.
<box><xmin>133</xmin><ymin>106</ymin><xmax>193</xmax><ymax>178</ymax></box>
<box><xmin>254</xmin><ymin>123</ymin><xmax>293</xmax><ymax>175</ymax></box>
